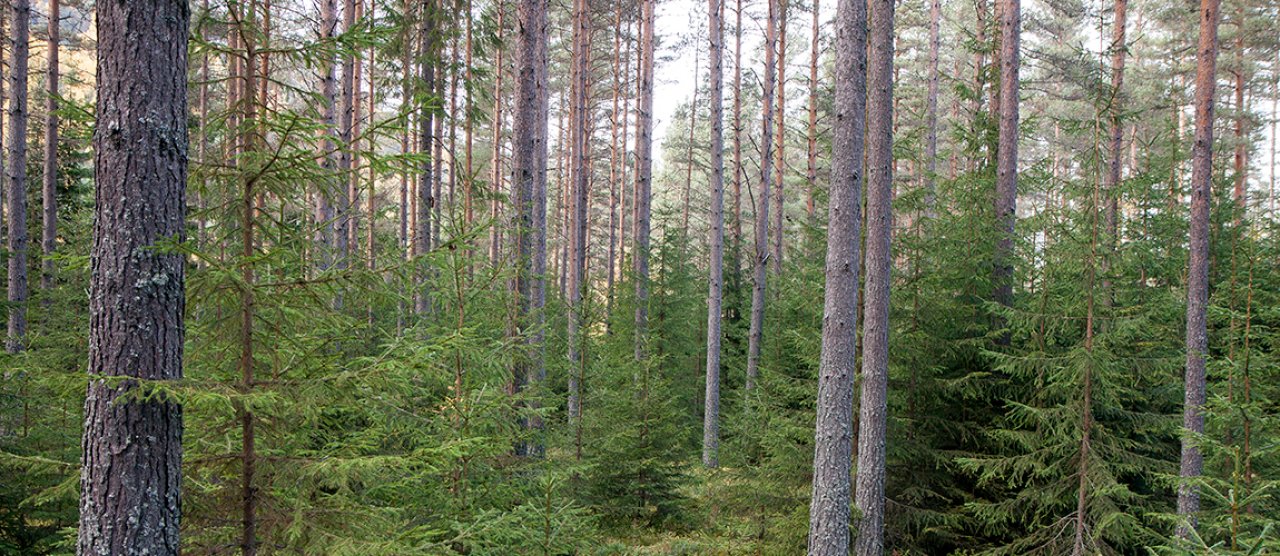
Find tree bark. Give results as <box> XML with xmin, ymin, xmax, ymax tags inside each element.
<box><xmin>78</xmin><ymin>1</ymin><xmax>188</xmax><ymax>553</ymax></box>
<box><xmin>6</xmin><ymin>0</ymin><xmax>30</xmax><ymax>353</ymax></box>
<box><xmin>806</xmin><ymin>0</ymin><xmax>866</xmax><ymax>547</ymax></box>
<box><xmin>1177</xmin><ymin>0</ymin><xmax>1220</xmax><ymax>537</ymax></box>
<box><xmin>1104</xmin><ymin>0</ymin><xmax>1127</xmax><ymax>248</ymax></box>
<box><xmin>566</xmin><ymin>0</ymin><xmax>591</xmax><ymax>435</ymax></box>
<box><xmin>607</xmin><ymin>4</ymin><xmax>623</xmax><ymax>316</ymax></box>
<box><xmin>416</xmin><ymin>2</ymin><xmax>438</xmax><ymax>317</ymax></box>
<box><xmin>851</xmin><ymin>0</ymin><xmax>894</xmax><ymax>552</ymax></box>
<box><xmin>771</xmin><ymin>0</ymin><xmax>787</xmax><ymax>275</ymax></box>
<box><xmin>992</xmin><ymin>0</ymin><xmax>1020</xmax><ymax>313</ymax></box>
<box><xmin>923</xmin><ymin>0</ymin><xmax>940</xmax><ymax>218</ymax></box>
<box><xmin>746</xmin><ymin>0</ymin><xmax>778</xmax><ymax>390</ymax></box>
<box><xmin>511</xmin><ymin>0</ymin><xmax>549</xmax><ymax>457</ymax></box>
<box><xmin>41</xmin><ymin>0</ymin><xmax>58</xmax><ymax>295</ymax></box>
<box><xmin>634</xmin><ymin>0</ymin><xmax>656</xmax><ymax>359</ymax></box>
<box><xmin>805</xmin><ymin>0</ymin><xmax>819</xmax><ymax>226</ymax></box>
<box><xmin>703</xmin><ymin>0</ymin><xmax>725</xmax><ymax>469</ymax></box>
<box><xmin>489</xmin><ymin>0</ymin><xmax>506</xmax><ymax>266</ymax></box>
<box><xmin>731</xmin><ymin>0</ymin><xmax>744</xmax><ymax>280</ymax></box>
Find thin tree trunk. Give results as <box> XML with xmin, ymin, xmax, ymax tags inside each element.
<box><xmin>746</xmin><ymin>0</ymin><xmax>778</xmax><ymax>390</ymax></box>
<box><xmin>851</xmin><ymin>0</ymin><xmax>894</xmax><ymax>551</ymax></box>
<box><xmin>511</xmin><ymin>0</ymin><xmax>550</xmax><ymax>457</ymax></box>
<box><xmin>490</xmin><ymin>0</ymin><xmax>507</xmax><ymax>266</ymax></box>
<box><xmin>416</xmin><ymin>1</ymin><xmax>438</xmax><ymax>317</ymax></box>
<box><xmin>315</xmin><ymin>0</ymin><xmax>339</xmax><ymax>273</ymax></box>
<box><xmin>703</xmin><ymin>0</ymin><xmax>725</xmax><ymax>469</ymax></box>
<box><xmin>78</xmin><ymin>2</ymin><xmax>187</xmax><ymax>553</ymax></box>
<box><xmin>923</xmin><ymin>0</ymin><xmax>940</xmax><ymax>218</ymax></box>
<box><xmin>1231</xmin><ymin>4</ymin><xmax>1245</xmax><ymax>210</ymax></box>
<box><xmin>465</xmin><ymin>0</ymin><xmax>475</xmax><ymax>234</ymax></box>
<box><xmin>634</xmin><ymin>0</ymin><xmax>656</xmax><ymax>359</ymax></box>
<box><xmin>771</xmin><ymin>0</ymin><xmax>787</xmax><ymax>275</ymax></box>
<box><xmin>338</xmin><ymin>0</ymin><xmax>356</xmax><ymax>269</ymax></box>
<box><xmin>732</xmin><ymin>0</ymin><xmax>744</xmax><ymax>279</ymax></box>
<box><xmin>992</xmin><ymin>0</ymin><xmax>1020</xmax><ymax>314</ymax></box>
<box><xmin>607</xmin><ymin>4</ymin><xmax>623</xmax><ymax>318</ymax></box>
<box><xmin>806</xmin><ymin>0</ymin><xmax>866</xmax><ymax>545</ymax></box>
<box><xmin>566</xmin><ymin>0</ymin><xmax>591</xmax><ymax>438</ymax></box>
<box><xmin>6</xmin><ymin>0</ymin><xmax>30</xmax><ymax>353</ymax></box>
<box><xmin>367</xmin><ymin>1</ymin><xmax>377</xmax><ymax>276</ymax></box>
<box><xmin>805</xmin><ymin>0</ymin><xmax>819</xmax><ymax>227</ymax></box>
<box><xmin>41</xmin><ymin>0</ymin><xmax>58</xmax><ymax>296</ymax></box>
<box><xmin>235</xmin><ymin>4</ymin><xmax>260</xmax><ymax>552</ymax></box>
<box><xmin>1177</xmin><ymin>0</ymin><xmax>1220</xmax><ymax>537</ymax></box>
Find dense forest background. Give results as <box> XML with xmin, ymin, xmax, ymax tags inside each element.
<box><xmin>0</xmin><ymin>0</ymin><xmax>1278</xmax><ymax>553</ymax></box>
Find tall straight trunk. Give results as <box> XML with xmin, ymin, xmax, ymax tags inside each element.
<box><xmin>41</xmin><ymin>0</ymin><xmax>58</xmax><ymax>295</ymax></box>
<box><xmin>315</xmin><ymin>0</ymin><xmax>339</xmax><ymax>272</ymax></box>
<box><xmin>806</xmin><ymin>0</ymin><xmax>866</xmax><ymax>546</ymax></box>
<box><xmin>197</xmin><ymin>0</ymin><xmax>210</xmax><ymax>261</ymax></box>
<box><xmin>349</xmin><ymin>0</ymin><xmax>363</xmax><ymax>255</ymax></box>
<box><xmin>703</xmin><ymin>0</ymin><xmax>725</xmax><ymax>469</ymax></box>
<box><xmin>490</xmin><ymin>0</ymin><xmax>506</xmax><ymax>266</ymax></box>
<box><xmin>634</xmin><ymin>0</ymin><xmax>656</xmax><ymax>359</ymax></box>
<box><xmin>433</xmin><ymin>56</ymin><xmax>444</xmax><ymax>247</ymax></box>
<box><xmin>566</xmin><ymin>0</ymin><xmax>590</xmax><ymax>435</ymax></box>
<box><xmin>805</xmin><ymin>0</ymin><xmax>819</xmax><ymax>226</ymax></box>
<box><xmin>991</xmin><ymin>0</ymin><xmax>1020</xmax><ymax>312</ymax></box>
<box><xmin>337</xmin><ymin>0</ymin><xmax>356</xmax><ymax>268</ymax></box>
<box><xmin>448</xmin><ymin>35</ymin><xmax>459</xmax><ymax>224</ymax></box>
<box><xmin>366</xmin><ymin>1</ymin><xmax>376</xmax><ymax>273</ymax></box>
<box><xmin>1271</xmin><ymin>63</ymin><xmax>1277</xmax><ymax>218</ymax></box>
<box><xmin>401</xmin><ymin>0</ymin><xmax>413</xmax><ymax>261</ymax></box>
<box><xmin>923</xmin><ymin>0</ymin><xmax>940</xmax><ymax>217</ymax></box>
<box><xmin>607</xmin><ymin>4</ymin><xmax>623</xmax><ymax>316</ymax></box>
<box><xmin>851</xmin><ymin>0</ymin><xmax>894</xmax><ymax>552</ymax></box>
<box><xmin>1072</xmin><ymin>114</ymin><xmax>1103</xmax><ymax>556</ymax></box>
<box><xmin>0</xmin><ymin>12</ymin><xmax>5</xmax><ymax>268</ymax></box>
<box><xmin>78</xmin><ymin>1</ymin><xmax>188</xmax><ymax>553</ymax></box>
<box><xmin>771</xmin><ymin>0</ymin><xmax>787</xmax><ymax>275</ymax></box>
<box><xmin>1178</xmin><ymin>0</ymin><xmax>1220</xmax><ymax>536</ymax></box>
<box><xmin>416</xmin><ymin>1</ymin><xmax>438</xmax><ymax>317</ymax></box>
<box><xmin>465</xmin><ymin>0</ymin><xmax>475</xmax><ymax>230</ymax></box>
<box><xmin>511</xmin><ymin>0</ymin><xmax>550</xmax><ymax>457</ymax></box>
<box><xmin>1104</xmin><ymin>0</ymin><xmax>1127</xmax><ymax>244</ymax></box>
<box><xmin>731</xmin><ymin>0</ymin><xmax>744</xmax><ymax>278</ymax></box>
<box><xmin>6</xmin><ymin>0</ymin><xmax>30</xmax><ymax>353</ymax></box>
<box><xmin>746</xmin><ymin>0</ymin><xmax>777</xmax><ymax>390</ymax></box>
<box><xmin>231</xmin><ymin>4</ymin><xmax>261</xmax><ymax>552</ymax></box>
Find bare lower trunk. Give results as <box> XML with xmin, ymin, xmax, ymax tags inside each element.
<box><xmin>746</xmin><ymin>0</ymin><xmax>778</xmax><ymax>391</ymax></box>
<box><xmin>992</xmin><ymin>0</ymin><xmax>1020</xmax><ymax>314</ymax></box>
<box><xmin>566</xmin><ymin>0</ymin><xmax>591</xmax><ymax>435</ymax></box>
<box><xmin>851</xmin><ymin>0</ymin><xmax>894</xmax><ymax>552</ymax></box>
<box><xmin>634</xmin><ymin>0</ymin><xmax>656</xmax><ymax>359</ymax></box>
<box><xmin>703</xmin><ymin>0</ymin><xmax>726</xmax><ymax>469</ymax></box>
<box><xmin>771</xmin><ymin>2</ymin><xmax>787</xmax><ymax>275</ymax></box>
<box><xmin>923</xmin><ymin>0</ymin><xmax>940</xmax><ymax>217</ymax></box>
<box><xmin>416</xmin><ymin>3</ymin><xmax>438</xmax><ymax>317</ymax></box>
<box><xmin>490</xmin><ymin>1</ymin><xmax>507</xmax><ymax>265</ymax></box>
<box><xmin>805</xmin><ymin>0</ymin><xmax>819</xmax><ymax>227</ymax></box>
<box><xmin>1177</xmin><ymin>0</ymin><xmax>1220</xmax><ymax>537</ymax></box>
<box><xmin>6</xmin><ymin>0</ymin><xmax>30</xmax><ymax>353</ymax></box>
<box><xmin>806</xmin><ymin>0</ymin><xmax>866</xmax><ymax>547</ymax></box>
<box><xmin>78</xmin><ymin>2</ymin><xmax>188</xmax><ymax>553</ymax></box>
<box><xmin>41</xmin><ymin>0</ymin><xmax>59</xmax><ymax>295</ymax></box>
<box><xmin>511</xmin><ymin>0</ymin><xmax>549</xmax><ymax>457</ymax></box>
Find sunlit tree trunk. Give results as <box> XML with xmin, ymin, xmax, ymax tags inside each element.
<box><xmin>41</xmin><ymin>0</ymin><xmax>58</xmax><ymax>296</ymax></box>
<box><xmin>992</xmin><ymin>0</ymin><xmax>1020</xmax><ymax>314</ymax></box>
<box><xmin>771</xmin><ymin>0</ymin><xmax>787</xmax><ymax>275</ymax></box>
<box><xmin>566</xmin><ymin>0</ymin><xmax>592</xmax><ymax>444</ymax></box>
<box><xmin>1177</xmin><ymin>0</ymin><xmax>1220</xmax><ymax>537</ymax></box>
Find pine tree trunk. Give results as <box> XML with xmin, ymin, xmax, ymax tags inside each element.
<box><xmin>511</xmin><ymin>0</ymin><xmax>550</xmax><ymax>457</ymax></box>
<box><xmin>992</xmin><ymin>0</ymin><xmax>1020</xmax><ymax>313</ymax></box>
<box><xmin>703</xmin><ymin>0</ymin><xmax>725</xmax><ymax>469</ymax></box>
<box><xmin>337</xmin><ymin>0</ymin><xmax>355</xmax><ymax>269</ymax></box>
<box><xmin>851</xmin><ymin>0</ymin><xmax>894</xmax><ymax>552</ymax></box>
<box><xmin>731</xmin><ymin>0</ymin><xmax>744</xmax><ymax>281</ymax></box>
<box><xmin>607</xmin><ymin>4</ymin><xmax>623</xmax><ymax>320</ymax></box>
<box><xmin>806</xmin><ymin>0</ymin><xmax>866</xmax><ymax>546</ymax></box>
<box><xmin>634</xmin><ymin>0</ymin><xmax>656</xmax><ymax>359</ymax></box>
<box><xmin>78</xmin><ymin>1</ymin><xmax>188</xmax><ymax>552</ymax></box>
<box><xmin>566</xmin><ymin>0</ymin><xmax>591</xmax><ymax>435</ymax></box>
<box><xmin>1177</xmin><ymin>0</ymin><xmax>1220</xmax><ymax>536</ymax></box>
<box><xmin>316</xmin><ymin>0</ymin><xmax>339</xmax><ymax>271</ymax></box>
<box><xmin>745</xmin><ymin>0</ymin><xmax>777</xmax><ymax>390</ymax></box>
<box><xmin>416</xmin><ymin>2</ymin><xmax>438</xmax><ymax>317</ymax></box>
<box><xmin>771</xmin><ymin>1</ymin><xmax>787</xmax><ymax>275</ymax></box>
<box><xmin>6</xmin><ymin>0</ymin><xmax>29</xmax><ymax>353</ymax></box>
<box><xmin>235</xmin><ymin>4</ymin><xmax>260</xmax><ymax>552</ymax></box>
<box><xmin>805</xmin><ymin>0</ymin><xmax>819</xmax><ymax>227</ymax></box>
<box><xmin>41</xmin><ymin>0</ymin><xmax>58</xmax><ymax>295</ymax></box>
<box><xmin>489</xmin><ymin>0</ymin><xmax>506</xmax><ymax>266</ymax></box>
<box><xmin>923</xmin><ymin>0</ymin><xmax>940</xmax><ymax>218</ymax></box>
<box><xmin>1104</xmin><ymin>0</ymin><xmax>1126</xmax><ymax>250</ymax></box>
<box><xmin>1231</xmin><ymin>5</ymin><xmax>1245</xmax><ymax>210</ymax></box>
